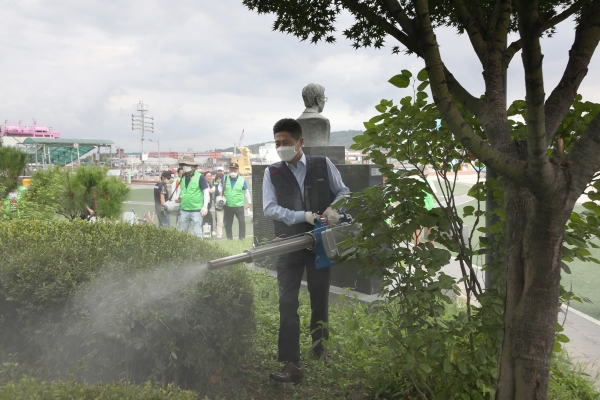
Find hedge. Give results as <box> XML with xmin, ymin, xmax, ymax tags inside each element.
<box><xmin>0</xmin><ymin>220</ymin><xmax>254</xmax><ymax>389</ymax></box>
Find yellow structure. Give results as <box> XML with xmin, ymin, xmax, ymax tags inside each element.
<box><xmin>231</xmin><ymin>146</ymin><xmax>252</xmax><ymax>175</ymax></box>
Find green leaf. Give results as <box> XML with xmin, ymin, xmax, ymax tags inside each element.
<box><xmin>553</xmin><ymin>341</ymin><xmax>562</xmax><ymax>352</ymax></box>
<box><xmin>556</xmin><ymin>333</ymin><xmax>570</xmax><ymax>343</ymax></box>
<box><xmin>419</xmin><ymin>363</ymin><xmax>432</xmax><ymax>373</ymax></box>
<box><xmin>417</xmin><ymin>68</ymin><xmax>428</xmax><ymax>82</ymax></box>
<box><xmin>375</xmin><ymin>104</ymin><xmax>387</xmax><ymax>113</ymax></box>
<box><xmin>388</xmin><ymin>74</ymin><xmax>411</xmax><ymax>89</ymax></box>
<box><xmin>417</xmin><ymin>81</ymin><xmax>430</xmax><ymax>91</ymax></box>
<box><xmin>401</xmin><ymin>69</ymin><xmax>412</xmax><ymax>78</ymax></box>
<box><xmin>443</xmin><ymin>359</ymin><xmax>452</xmax><ymax>373</ymax></box>
<box><xmin>463</xmin><ymin>206</ymin><xmax>475</xmax><ymax>217</ymax></box>
<box><xmin>416</xmin><ymin>91</ymin><xmax>428</xmax><ymax>100</ymax></box>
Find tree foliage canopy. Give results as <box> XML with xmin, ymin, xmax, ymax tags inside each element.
<box><xmin>244</xmin><ymin>0</ymin><xmax>600</xmax><ymax>398</ymax></box>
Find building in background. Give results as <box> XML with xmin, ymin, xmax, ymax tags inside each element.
<box><xmin>0</xmin><ymin>120</ymin><xmax>60</xmax><ymax>147</ymax></box>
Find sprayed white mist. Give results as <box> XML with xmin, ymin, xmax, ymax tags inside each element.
<box><xmin>72</xmin><ymin>263</ymin><xmax>211</xmax><ymax>336</ymax></box>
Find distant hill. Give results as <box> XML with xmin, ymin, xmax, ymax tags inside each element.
<box><xmin>214</xmin><ymin>130</ymin><xmax>364</xmax><ymax>153</ymax></box>
<box><xmin>328</xmin><ymin>130</ymin><xmax>363</xmax><ymax>148</ymax></box>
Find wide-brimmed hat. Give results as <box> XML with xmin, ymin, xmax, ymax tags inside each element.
<box><xmin>179</xmin><ymin>155</ymin><xmax>198</xmax><ymax>166</ymax></box>
<box><xmin>229</xmin><ymin>162</ymin><xmax>239</xmax><ymax>169</ymax></box>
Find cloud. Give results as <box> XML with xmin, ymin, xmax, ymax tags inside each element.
<box><xmin>0</xmin><ymin>1</ymin><xmax>598</xmax><ymax>152</ymax></box>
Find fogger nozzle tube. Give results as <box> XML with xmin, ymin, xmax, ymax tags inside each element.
<box><xmin>207</xmin><ymin>234</ymin><xmax>316</xmax><ymax>270</ymax></box>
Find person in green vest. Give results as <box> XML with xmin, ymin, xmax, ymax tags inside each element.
<box><xmin>217</xmin><ymin>162</ymin><xmax>252</xmax><ymax>240</ymax></box>
<box><xmin>414</xmin><ymin>165</ymin><xmax>437</xmax><ymax>245</ymax></box>
<box><xmin>176</xmin><ymin>156</ymin><xmax>209</xmax><ymax>237</ymax></box>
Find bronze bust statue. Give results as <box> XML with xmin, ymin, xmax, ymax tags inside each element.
<box><xmin>297</xmin><ymin>83</ymin><xmax>330</xmax><ymax>146</ymax></box>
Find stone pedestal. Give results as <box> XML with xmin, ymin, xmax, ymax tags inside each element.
<box><xmin>302</xmin><ymin>146</ymin><xmax>345</xmax><ymax>164</ymax></box>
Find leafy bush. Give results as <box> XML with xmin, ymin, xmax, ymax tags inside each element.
<box><xmin>0</xmin><ymin>146</ymin><xmax>27</xmax><ymax>196</ymax></box>
<box><xmin>0</xmin><ymin>220</ymin><xmax>254</xmax><ymax>389</ymax></box>
<box><xmin>1</xmin><ymin>168</ymin><xmax>62</xmax><ymax>221</ymax></box>
<box><xmin>55</xmin><ymin>166</ymin><xmax>130</xmax><ymax>220</ymax></box>
<box><xmin>0</xmin><ymin>378</ymin><xmax>199</xmax><ymax>399</ymax></box>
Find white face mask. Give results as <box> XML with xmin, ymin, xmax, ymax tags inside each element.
<box><xmin>229</xmin><ymin>172</ymin><xmax>238</xmax><ymax>179</ymax></box>
<box><xmin>182</xmin><ymin>166</ymin><xmax>192</xmax><ymax>173</ymax></box>
<box><xmin>277</xmin><ymin>145</ymin><xmax>298</xmax><ymax>162</ymax></box>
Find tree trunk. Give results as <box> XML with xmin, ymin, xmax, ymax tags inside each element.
<box><xmin>496</xmin><ymin>183</ymin><xmax>570</xmax><ymax>399</ymax></box>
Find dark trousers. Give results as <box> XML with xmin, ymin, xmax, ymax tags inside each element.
<box><xmin>224</xmin><ymin>206</ymin><xmax>245</xmax><ymax>239</ymax></box>
<box><xmin>155</xmin><ymin>207</ymin><xmax>170</xmax><ymax>228</ymax></box>
<box><xmin>276</xmin><ymin>249</ymin><xmax>331</xmax><ymax>362</ymax></box>
<box><xmin>204</xmin><ymin>210</ymin><xmax>213</xmax><ymax>235</ymax></box>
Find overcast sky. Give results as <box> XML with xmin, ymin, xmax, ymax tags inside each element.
<box><xmin>1</xmin><ymin>0</ymin><xmax>598</xmax><ymax>153</ymax></box>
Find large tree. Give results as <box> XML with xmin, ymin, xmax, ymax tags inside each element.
<box><xmin>243</xmin><ymin>0</ymin><xmax>600</xmax><ymax>398</ymax></box>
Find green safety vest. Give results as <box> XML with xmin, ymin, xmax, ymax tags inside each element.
<box><xmin>223</xmin><ymin>175</ymin><xmax>245</xmax><ymax>207</ymax></box>
<box><xmin>180</xmin><ymin>171</ymin><xmax>204</xmax><ymax>211</ymax></box>
<box><xmin>418</xmin><ymin>178</ymin><xmax>435</xmax><ymax>211</ymax></box>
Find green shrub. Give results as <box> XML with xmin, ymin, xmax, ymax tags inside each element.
<box><xmin>0</xmin><ymin>220</ymin><xmax>254</xmax><ymax>389</ymax></box>
<box><xmin>0</xmin><ymin>146</ymin><xmax>27</xmax><ymax>196</ymax></box>
<box><xmin>0</xmin><ymin>378</ymin><xmax>199</xmax><ymax>399</ymax></box>
<box><xmin>55</xmin><ymin>166</ymin><xmax>130</xmax><ymax>220</ymax></box>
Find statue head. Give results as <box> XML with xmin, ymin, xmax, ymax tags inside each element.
<box><xmin>302</xmin><ymin>83</ymin><xmax>326</xmax><ymax>113</ymax></box>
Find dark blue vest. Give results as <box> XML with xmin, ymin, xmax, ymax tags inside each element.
<box><xmin>268</xmin><ymin>155</ymin><xmax>335</xmax><ymax>238</ymax></box>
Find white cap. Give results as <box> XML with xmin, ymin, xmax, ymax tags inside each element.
<box><xmin>216</xmin><ymin>166</ymin><xmax>224</xmax><ymax>171</ymax></box>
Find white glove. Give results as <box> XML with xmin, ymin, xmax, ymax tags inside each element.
<box><xmin>323</xmin><ymin>207</ymin><xmax>340</xmax><ymax>226</ymax></box>
<box><xmin>304</xmin><ymin>211</ymin><xmax>318</xmax><ymax>225</ymax></box>
<box><xmin>201</xmin><ymin>207</ymin><xmax>208</xmax><ymax>217</ymax></box>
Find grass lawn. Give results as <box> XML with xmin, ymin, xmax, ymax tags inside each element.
<box><xmin>562</xmin><ymin>205</ymin><xmax>600</xmax><ymax>320</ymax></box>
<box><xmin>433</xmin><ymin>195</ymin><xmax>600</xmax><ymax>320</ymax></box>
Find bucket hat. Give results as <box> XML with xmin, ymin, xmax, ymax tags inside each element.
<box><xmin>179</xmin><ymin>155</ymin><xmax>198</xmax><ymax>166</ymax></box>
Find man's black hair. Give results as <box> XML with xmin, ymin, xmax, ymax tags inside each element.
<box><xmin>273</xmin><ymin>118</ymin><xmax>302</xmax><ymax>141</ymax></box>
<box><xmin>177</xmin><ymin>167</ymin><xmax>184</xmax><ymax>173</ymax></box>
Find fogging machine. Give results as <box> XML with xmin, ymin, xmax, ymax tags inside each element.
<box><xmin>207</xmin><ymin>213</ymin><xmax>359</xmax><ymax>270</ymax></box>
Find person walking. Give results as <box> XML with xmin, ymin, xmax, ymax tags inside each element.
<box><xmin>214</xmin><ymin>166</ymin><xmax>225</xmax><ymax>240</ymax></box>
<box><xmin>176</xmin><ymin>156</ymin><xmax>209</xmax><ymax>237</ymax></box>
<box><xmin>204</xmin><ymin>170</ymin><xmax>215</xmax><ymax>237</ymax></box>
<box><xmin>154</xmin><ymin>171</ymin><xmax>172</xmax><ymax>228</ymax></box>
<box><xmin>218</xmin><ymin>162</ymin><xmax>252</xmax><ymax>240</ymax></box>
<box><xmin>262</xmin><ymin>118</ymin><xmax>349</xmax><ymax>384</ymax></box>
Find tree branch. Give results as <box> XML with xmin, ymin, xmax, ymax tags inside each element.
<box><xmin>516</xmin><ymin>0</ymin><xmax>554</xmax><ymax>190</ymax></box>
<box><xmin>444</xmin><ymin>65</ymin><xmax>485</xmax><ymax>117</ymax></box>
<box><xmin>541</xmin><ymin>0</ymin><xmax>588</xmax><ymax>32</ymax></box>
<box><xmin>450</xmin><ymin>0</ymin><xmax>488</xmax><ymax>63</ymax></box>
<box><xmin>487</xmin><ymin>0</ymin><xmax>503</xmax><ymax>39</ymax></box>
<box><xmin>381</xmin><ymin>0</ymin><xmax>415</xmax><ymax>37</ymax></box>
<box><xmin>471</xmin><ymin>0</ymin><xmax>488</xmax><ymax>34</ymax></box>
<box><xmin>501</xmin><ymin>2</ymin><xmax>585</xmax><ymax>71</ymax></box>
<box><xmin>413</xmin><ymin>0</ymin><xmax>527</xmax><ymax>185</ymax></box>
<box><xmin>566</xmin><ymin>111</ymin><xmax>600</xmax><ymax>202</ymax></box>
<box><xmin>341</xmin><ymin>0</ymin><xmax>420</xmax><ymax>55</ymax></box>
<box><xmin>502</xmin><ymin>39</ymin><xmax>522</xmax><ymax>70</ymax></box>
<box><xmin>545</xmin><ymin>1</ymin><xmax>600</xmax><ymax>142</ymax></box>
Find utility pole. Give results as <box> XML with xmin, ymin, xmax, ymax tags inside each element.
<box><xmin>148</xmin><ymin>139</ymin><xmax>161</xmax><ymax>172</ymax></box>
<box><xmin>132</xmin><ymin>101</ymin><xmax>154</xmax><ymax>180</ymax></box>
